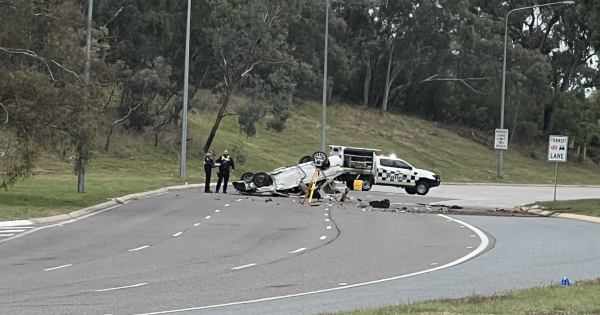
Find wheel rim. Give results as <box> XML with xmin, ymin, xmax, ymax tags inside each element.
<box><xmin>417</xmin><ymin>184</ymin><xmax>426</xmax><ymax>193</ymax></box>
<box><xmin>363</xmin><ymin>181</ymin><xmax>371</xmax><ymax>190</ymax></box>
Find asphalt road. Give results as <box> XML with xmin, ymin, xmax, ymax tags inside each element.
<box><xmin>0</xmin><ymin>189</ymin><xmax>475</xmax><ymax>315</ymax></box>
<box><xmin>361</xmin><ymin>184</ymin><xmax>600</xmax><ymax>209</ymax></box>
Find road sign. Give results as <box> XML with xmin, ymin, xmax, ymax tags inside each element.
<box><xmin>494</xmin><ymin>129</ymin><xmax>509</xmax><ymax>150</ymax></box>
<box><xmin>548</xmin><ymin>135</ymin><xmax>568</xmax><ymax>162</ymax></box>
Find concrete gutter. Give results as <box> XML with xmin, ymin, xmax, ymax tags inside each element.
<box><xmin>441</xmin><ymin>182</ymin><xmax>600</xmax><ymax>188</ymax></box>
<box><xmin>0</xmin><ymin>183</ymin><xmax>208</xmax><ymax>227</ymax></box>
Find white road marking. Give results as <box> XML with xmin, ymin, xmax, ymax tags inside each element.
<box><xmin>431</xmin><ymin>263</ymin><xmax>438</xmax><ymax>266</ymax></box>
<box><xmin>325</xmin><ymin>214</ymin><xmax>329</xmax><ymax>216</ymax></box>
<box><xmin>325</xmin><ymin>208</ymin><xmax>329</xmax><ymax>211</ymax></box>
<box><xmin>289</xmin><ymin>248</ymin><xmax>306</xmax><ymax>254</ymax></box>
<box><xmin>205</xmin><ymin>216</ymin><xmax>211</xmax><ymax>219</ymax></box>
<box><xmin>173</xmin><ymin>232</ymin><xmax>183</xmax><ymax>237</ymax></box>
<box><xmin>339</xmin><ymin>283</ymin><xmax>347</xmax><ymax>286</ymax></box>
<box><xmin>467</xmin><ymin>246</ymin><xmax>473</xmax><ymax>249</ymax></box>
<box><xmin>0</xmin><ymin>234</ymin><xmax>15</xmax><ymax>237</ymax></box>
<box><xmin>95</xmin><ymin>283</ymin><xmax>148</xmax><ymax>292</ymax></box>
<box><xmin>237</xmin><ymin>199</ymin><xmax>242</xmax><ymax>201</ymax></box>
<box><xmin>232</xmin><ymin>263</ymin><xmax>256</xmax><ymax>270</ymax></box>
<box><xmin>44</xmin><ymin>264</ymin><xmax>72</xmax><ymax>271</ymax></box>
<box><xmin>471</xmin><ymin>235</ymin><xmax>476</xmax><ymax>237</ymax></box>
<box><xmin>215</xmin><ymin>210</ymin><xmax>220</xmax><ymax>213</ymax></box>
<box><xmin>0</xmin><ymin>229</ymin><xmax>26</xmax><ymax>233</ymax></box>
<box><xmin>194</xmin><ymin>223</ymin><xmax>201</xmax><ymax>226</ymax></box>
<box><xmin>129</xmin><ymin>246</ymin><xmax>149</xmax><ymax>252</ymax></box>
<box><xmin>224</xmin><ymin>204</ymin><xmax>230</xmax><ymax>207</ymax></box>
<box><xmin>319</xmin><ymin>236</ymin><xmax>327</xmax><ymax>240</ymax></box>
<box><xmin>325</xmin><ymin>219</ymin><xmax>330</xmax><ymax>222</ymax></box>
<box><xmin>0</xmin><ymin>226</ymin><xmax>34</xmax><ymax>229</ymax></box>
<box><xmin>129</xmin><ymin>214</ymin><xmax>490</xmax><ymax>315</ymax></box>
<box><xmin>326</xmin><ymin>226</ymin><xmax>331</xmax><ymax>230</ymax></box>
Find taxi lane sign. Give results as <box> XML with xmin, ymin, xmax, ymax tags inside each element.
<box><xmin>548</xmin><ymin>135</ymin><xmax>568</xmax><ymax>162</ymax></box>
<box><xmin>494</xmin><ymin>129</ymin><xmax>509</xmax><ymax>150</ymax></box>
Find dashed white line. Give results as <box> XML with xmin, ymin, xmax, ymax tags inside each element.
<box><xmin>289</xmin><ymin>248</ymin><xmax>306</xmax><ymax>254</ymax></box>
<box><xmin>129</xmin><ymin>246</ymin><xmax>149</xmax><ymax>252</ymax></box>
<box><xmin>471</xmin><ymin>235</ymin><xmax>476</xmax><ymax>237</ymax></box>
<box><xmin>326</xmin><ymin>226</ymin><xmax>331</xmax><ymax>230</ymax></box>
<box><xmin>0</xmin><ymin>234</ymin><xmax>15</xmax><ymax>237</ymax></box>
<box><xmin>95</xmin><ymin>283</ymin><xmax>148</xmax><ymax>292</ymax></box>
<box><xmin>339</xmin><ymin>283</ymin><xmax>347</xmax><ymax>286</ymax></box>
<box><xmin>460</xmin><ymin>225</ymin><xmax>465</xmax><ymax>228</ymax></box>
<box><xmin>194</xmin><ymin>223</ymin><xmax>201</xmax><ymax>227</ymax></box>
<box><xmin>215</xmin><ymin>210</ymin><xmax>220</xmax><ymax>213</ymax></box>
<box><xmin>467</xmin><ymin>246</ymin><xmax>473</xmax><ymax>249</ymax></box>
<box><xmin>205</xmin><ymin>216</ymin><xmax>211</xmax><ymax>219</ymax></box>
<box><xmin>173</xmin><ymin>232</ymin><xmax>183</xmax><ymax>237</ymax></box>
<box><xmin>232</xmin><ymin>263</ymin><xmax>256</xmax><ymax>270</ymax></box>
<box><xmin>325</xmin><ymin>219</ymin><xmax>330</xmax><ymax>222</ymax></box>
<box><xmin>44</xmin><ymin>264</ymin><xmax>72</xmax><ymax>271</ymax></box>
<box><xmin>325</xmin><ymin>214</ymin><xmax>329</xmax><ymax>216</ymax></box>
<box><xmin>237</xmin><ymin>199</ymin><xmax>242</xmax><ymax>201</ymax></box>
<box><xmin>319</xmin><ymin>236</ymin><xmax>327</xmax><ymax>240</ymax></box>
<box><xmin>431</xmin><ymin>263</ymin><xmax>438</xmax><ymax>266</ymax></box>
<box><xmin>325</xmin><ymin>208</ymin><xmax>329</xmax><ymax>211</ymax></box>
<box><xmin>224</xmin><ymin>204</ymin><xmax>230</xmax><ymax>207</ymax></box>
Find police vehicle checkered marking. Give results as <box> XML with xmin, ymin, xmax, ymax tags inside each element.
<box><xmin>377</xmin><ymin>168</ymin><xmax>416</xmax><ymax>183</ymax></box>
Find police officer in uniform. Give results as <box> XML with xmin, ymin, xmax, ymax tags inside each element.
<box><xmin>204</xmin><ymin>150</ymin><xmax>216</xmax><ymax>193</ymax></box>
<box><xmin>215</xmin><ymin>149</ymin><xmax>235</xmax><ymax>193</ymax></box>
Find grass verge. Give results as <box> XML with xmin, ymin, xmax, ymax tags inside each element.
<box><xmin>2</xmin><ymin>97</ymin><xmax>600</xmax><ymax>221</ymax></box>
<box><xmin>320</xmin><ymin>278</ymin><xmax>600</xmax><ymax>315</ymax></box>
<box><xmin>529</xmin><ymin>199</ymin><xmax>600</xmax><ymax>217</ymax></box>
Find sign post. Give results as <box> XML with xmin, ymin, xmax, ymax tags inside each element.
<box><xmin>495</xmin><ymin>129</ymin><xmax>509</xmax><ymax>178</ymax></box>
<box><xmin>548</xmin><ymin>135</ymin><xmax>568</xmax><ymax>201</ymax></box>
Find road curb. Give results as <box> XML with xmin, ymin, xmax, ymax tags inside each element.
<box><xmin>0</xmin><ymin>183</ymin><xmax>210</xmax><ymax>227</ymax></box>
<box><xmin>551</xmin><ymin>213</ymin><xmax>600</xmax><ymax>224</ymax></box>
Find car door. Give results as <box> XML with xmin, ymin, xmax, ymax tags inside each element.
<box><xmin>392</xmin><ymin>159</ymin><xmax>417</xmax><ymax>187</ymax></box>
<box><xmin>375</xmin><ymin>158</ymin><xmax>398</xmax><ymax>185</ymax></box>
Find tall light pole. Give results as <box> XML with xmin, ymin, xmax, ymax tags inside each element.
<box><xmin>498</xmin><ymin>0</ymin><xmax>574</xmax><ymax>178</ymax></box>
<box><xmin>79</xmin><ymin>0</ymin><xmax>93</xmax><ymax>193</ymax></box>
<box><xmin>180</xmin><ymin>0</ymin><xmax>192</xmax><ymax>178</ymax></box>
<box><xmin>320</xmin><ymin>0</ymin><xmax>330</xmax><ymax>153</ymax></box>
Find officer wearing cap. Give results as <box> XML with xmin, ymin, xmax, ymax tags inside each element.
<box><xmin>204</xmin><ymin>150</ymin><xmax>217</xmax><ymax>193</ymax></box>
<box><xmin>215</xmin><ymin>149</ymin><xmax>235</xmax><ymax>193</ymax></box>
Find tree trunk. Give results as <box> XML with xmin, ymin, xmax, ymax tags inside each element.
<box><xmin>583</xmin><ymin>144</ymin><xmax>587</xmax><ymax>161</ymax></box>
<box><xmin>363</xmin><ymin>56</ymin><xmax>371</xmax><ymax>106</ymax></box>
<box><xmin>535</xmin><ymin>89</ymin><xmax>547</xmax><ymax>135</ymax></box>
<box><xmin>104</xmin><ymin>126</ymin><xmax>114</xmax><ymax>151</ymax></box>
<box><xmin>381</xmin><ymin>39</ymin><xmax>395</xmax><ymax>112</ymax></box>
<box><xmin>203</xmin><ymin>91</ymin><xmax>232</xmax><ymax>153</ymax></box>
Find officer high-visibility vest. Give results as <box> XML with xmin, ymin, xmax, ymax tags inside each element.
<box><xmin>221</xmin><ymin>156</ymin><xmax>231</xmax><ymax>162</ymax></box>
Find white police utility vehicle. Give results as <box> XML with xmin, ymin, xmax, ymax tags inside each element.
<box><xmin>328</xmin><ymin>145</ymin><xmax>441</xmax><ymax>195</ymax></box>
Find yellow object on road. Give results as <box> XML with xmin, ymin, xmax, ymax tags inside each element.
<box><xmin>354</xmin><ymin>180</ymin><xmax>363</xmax><ymax>191</ymax></box>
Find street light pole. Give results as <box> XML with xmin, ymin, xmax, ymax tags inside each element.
<box><xmin>180</xmin><ymin>0</ymin><xmax>192</xmax><ymax>178</ymax></box>
<box><xmin>498</xmin><ymin>0</ymin><xmax>574</xmax><ymax>178</ymax></box>
<box><xmin>320</xmin><ymin>0</ymin><xmax>330</xmax><ymax>153</ymax></box>
<box><xmin>79</xmin><ymin>0</ymin><xmax>93</xmax><ymax>193</ymax></box>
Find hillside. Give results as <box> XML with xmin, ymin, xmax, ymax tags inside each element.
<box><xmin>2</xmin><ymin>97</ymin><xmax>600</xmax><ymax>221</ymax></box>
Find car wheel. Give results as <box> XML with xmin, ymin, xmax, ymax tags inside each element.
<box><xmin>416</xmin><ymin>181</ymin><xmax>430</xmax><ymax>195</ymax></box>
<box><xmin>405</xmin><ymin>187</ymin><xmax>417</xmax><ymax>195</ymax></box>
<box><xmin>253</xmin><ymin>172</ymin><xmax>272</xmax><ymax>188</ymax></box>
<box><xmin>299</xmin><ymin>155</ymin><xmax>313</xmax><ymax>164</ymax></box>
<box><xmin>312</xmin><ymin>151</ymin><xmax>328</xmax><ymax>169</ymax></box>
<box><xmin>241</xmin><ymin>172</ymin><xmax>254</xmax><ymax>182</ymax></box>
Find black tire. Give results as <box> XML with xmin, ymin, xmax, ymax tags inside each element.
<box><xmin>416</xmin><ymin>181</ymin><xmax>430</xmax><ymax>195</ymax></box>
<box><xmin>405</xmin><ymin>187</ymin><xmax>417</xmax><ymax>195</ymax></box>
<box><xmin>253</xmin><ymin>172</ymin><xmax>272</xmax><ymax>188</ymax></box>
<box><xmin>241</xmin><ymin>172</ymin><xmax>254</xmax><ymax>182</ymax></box>
<box><xmin>361</xmin><ymin>177</ymin><xmax>372</xmax><ymax>191</ymax></box>
<box><xmin>312</xmin><ymin>151</ymin><xmax>328</xmax><ymax>169</ymax></box>
<box><xmin>299</xmin><ymin>155</ymin><xmax>313</xmax><ymax>164</ymax></box>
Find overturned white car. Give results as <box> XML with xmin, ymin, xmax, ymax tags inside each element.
<box><xmin>232</xmin><ymin>151</ymin><xmax>348</xmax><ymax>200</ymax></box>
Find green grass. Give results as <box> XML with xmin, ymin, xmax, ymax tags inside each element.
<box><xmin>320</xmin><ymin>278</ymin><xmax>600</xmax><ymax>315</ymax></box>
<box><xmin>2</xmin><ymin>95</ymin><xmax>600</xmax><ymax>221</ymax></box>
<box><xmin>529</xmin><ymin>199</ymin><xmax>600</xmax><ymax>217</ymax></box>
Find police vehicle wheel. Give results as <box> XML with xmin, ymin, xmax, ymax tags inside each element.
<box><xmin>299</xmin><ymin>155</ymin><xmax>313</xmax><ymax>164</ymax></box>
<box><xmin>312</xmin><ymin>151</ymin><xmax>328</xmax><ymax>169</ymax></box>
<box><xmin>241</xmin><ymin>172</ymin><xmax>254</xmax><ymax>182</ymax></box>
<box><xmin>253</xmin><ymin>172</ymin><xmax>272</xmax><ymax>187</ymax></box>
<box><xmin>405</xmin><ymin>187</ymin><xmax>417</xmax><ymax>195</ymax></box>
<box><xmin>416</xmin><ymin>181</ymin><xmax>430</xmax><ymax>195</ymax></box>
